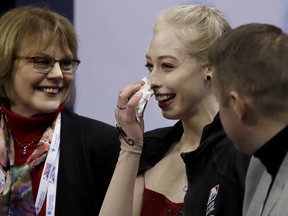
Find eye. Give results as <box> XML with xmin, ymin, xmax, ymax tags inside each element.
<box><xmin>34</xmin><ymin>57</ymin><xmax>52</xmax><ymax>69</ymax></box>
<box><xmin>145</xmin><ymin>63</ymin><xmax>154</xmax><ymax>72</ymax></box>
<box><xmin>60</xmin><ymin>59</ymin><xmax>74</xmax><ymax>70</ymax></box>
<box><xmin>161</xmin><ymin>63</ymin><xmax>174</xmax><ymax>71</ymax></box>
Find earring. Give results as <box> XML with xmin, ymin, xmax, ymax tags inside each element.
<box><xmin>205</xmin><ymin>75</ymin><xmax>211</xmax><ymax>81</ymax></box>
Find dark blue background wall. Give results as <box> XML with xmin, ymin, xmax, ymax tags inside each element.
<box><xmin>0</xmin><ymin>0</ymin><xmax>15</xmax><ymax>15</ymax></box>
<box><xmin>0</xmin><ymin>0</ymin><xmax>73</xmax><ymax>23</ymax></box>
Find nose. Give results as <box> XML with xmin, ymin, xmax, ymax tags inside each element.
<box><xmin>47</xmin><ymin>62</ymin><xmax>64</xmax><ymax>79</ymax></box>
<box><xmin>148</xmin><ymin>69</ymin><xmax>162</xmax><ymax>90</ymax></box>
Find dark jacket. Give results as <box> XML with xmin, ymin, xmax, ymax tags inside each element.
<box><xmin>139</xmin><ymin>114</ymin><xmax>250</xmax><ymax>216</ymax></box>
<box><xmin>55</xmin><ymin>108</ymin><xmax>120</xmax><ymax>215</ymax></box>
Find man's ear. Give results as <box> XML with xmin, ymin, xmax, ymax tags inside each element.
<box><xmin>229</xmin><ymin>91</ymin><xmax>247</xmax><ymax>120</ymax></box>
<box><xmin>229</xmin><ymin>91</ymin><xmax>257</xmax><ymax>126</ymax></box>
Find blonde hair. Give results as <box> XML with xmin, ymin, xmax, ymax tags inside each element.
<box><xmin>153</xmin><ymin>5</ymin><xmax>230</xmax><ymax>66</ymax></box>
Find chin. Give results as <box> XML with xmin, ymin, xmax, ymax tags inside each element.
<box><xmin>162</xmin><ymin>112</ymin><xmax>178</xmax><ymax>120</ymax></box>
<box><xmin>38</xmin><ymin>103</ymin><xmax>62</xmax><ymax>114</ymax></box>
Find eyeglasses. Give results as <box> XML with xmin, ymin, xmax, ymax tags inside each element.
<box><xmin>16</xmin><ymin>56</ymin><xmax>81</xmax><ymax>74</ymax></box>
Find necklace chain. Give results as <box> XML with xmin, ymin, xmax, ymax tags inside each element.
<box><xmin>13</xmin><ymin>136</ymin><xmax>41</xmax><ymax>156</ymax></box>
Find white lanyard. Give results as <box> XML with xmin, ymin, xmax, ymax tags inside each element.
<box><xmin>35</xmin><ymin>114</ymin><xmax>61</xmax><ymax>216</ymax></box>
<box><xmin>46</xmin><ymin>151</ymin><xmax>59</xmax><ymax>215</ymax></box>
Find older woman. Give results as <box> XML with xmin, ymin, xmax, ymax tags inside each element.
<box><xmin>0</xmin><ymin>6</ymin><xmax>120</xmax><ymax>216</ymax></box>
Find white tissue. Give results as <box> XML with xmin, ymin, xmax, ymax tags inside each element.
<box><xmin>135</xmin><ymin>77</ymin><xmax>154</xmax><ymax>122</ymax></box>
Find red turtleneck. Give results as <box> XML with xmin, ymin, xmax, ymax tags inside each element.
<box><xmin>1</xmin><ymin>102</ymin><xmax>65</xmax><ymax>216</ymax></box>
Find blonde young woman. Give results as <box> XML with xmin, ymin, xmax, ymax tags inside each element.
<box><xmin>100</xmin><ymin>5</ymin><xmax>250</xmax><ymax>216</ymax></box>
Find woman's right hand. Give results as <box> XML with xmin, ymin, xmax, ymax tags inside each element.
<box><xmin>115</xmin><ymin>80</ymin><xmax>145</xmax><ymax>144</ymax></box>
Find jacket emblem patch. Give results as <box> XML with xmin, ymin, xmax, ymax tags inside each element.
<box><xmin>206</xmin><ymin>184</ymin><xmax>219</xmax><ymax>216</ymax></box>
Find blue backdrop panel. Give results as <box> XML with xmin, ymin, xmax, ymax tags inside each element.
<box><xmin>15</xmin><ymin>0</ymin><xmax>74</xmax><ymax>23</ymax></box>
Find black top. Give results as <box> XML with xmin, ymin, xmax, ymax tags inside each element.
<box><xmin>139</xmin><ymin>114</ymin><xmax>251</xmax><ymax>216</ymax></box>
<box><xmin>253</xmin><ymin>124</ymin><xmax>288</xmax><ymax>207</ymax></box>
<box><xmin>254</xmin><ymin>125</ymin><xmax>288</xmax><ymax>180</ymax></box>
<box><xmin>55</xmin><ymin>108</ymin><xmax>120</xmax><ymax>215</ymax></box>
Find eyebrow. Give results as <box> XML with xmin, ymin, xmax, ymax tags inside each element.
<box><xmin>145</xmin><ymin>54</ymin><xmax>177</xmax><ymax>61</ymax></box>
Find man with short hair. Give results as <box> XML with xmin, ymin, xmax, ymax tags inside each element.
<box><xmin>208</xmin><ymin>23</ymin><xmax>288</xmax><ymax>216</ymax></box>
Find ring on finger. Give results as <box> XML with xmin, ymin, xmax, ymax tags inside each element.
<box><xmin>117</xmin><ymin>104</ymin><xmax>127</xmax><ymax>110</ymax></box>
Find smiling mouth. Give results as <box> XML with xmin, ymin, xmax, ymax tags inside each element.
<box><xmin>155</xmin><ymin>94</ymin><xmax>175</xmax><ymax>102</ymax></box>
<box><xmin>39</xmin><ymin>88</ymin><xmax>60</xmax><ymax>94</ymax></box>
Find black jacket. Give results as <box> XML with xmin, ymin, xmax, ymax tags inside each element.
<box><xmin>55</xmin><ymin>108</ymin><xmax>120</xmax><ymax>215</ymax></box>
<box><xmin>139</xmin><ymin>114</ymin><xmax>250</xmax><ymax>216</ymax></box>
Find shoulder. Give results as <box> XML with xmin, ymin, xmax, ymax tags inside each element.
<box><xmin>196</xmin><ymin>117</ymin><xmax>251</xmax><ymax>180</ymax></box>
<box><xmin>214</xmin><ymin>136</ymin><xmax>251</xmax><ymax>166</ymax></box>
<box><xmin>60</xmin><ymin>109</ymin><xmax>120</xmax><ymax>171</ymax></box>
<box><xmin>211</xmin><ymin>136</ymin><xmax>251</xmax><ymax>183</ymax></box>
<box><xmin>144</xmin><ymin>126</ymin><xmax>173</xmax><ymax>141</ymax></box>
<box><xmin>60</xmin><ymin>108</ymin><xmax>119</xmax><ymax>151</ymax></box>
<box><xmin>144</xmin><ymin>120</ymin><xmax>182</xmax><ymax>143</ymax></box>
<box><xmin>140</xmin><ymin>126</ymin><xmax>173</xmax><ymax>165</ymax></box>
<box><xmin>61</xmin><ymin>108</ymin><xmax>117</xmax><ymax>132</ymax></box>
<box><xmin>139</xmin><ymin>121</ymin><xmax>182</xmax><ymax>172</ymax></box>
<box><xmin>200</xmin><ymin>113</ymin><xmax>251</xmax><ymax>168</ymax></box>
